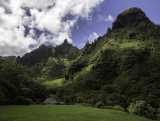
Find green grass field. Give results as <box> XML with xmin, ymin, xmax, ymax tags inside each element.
<box><xmin>0</xmin><ymin>105</ymin><xmax>154</xmax><ymax>121</ymax></box>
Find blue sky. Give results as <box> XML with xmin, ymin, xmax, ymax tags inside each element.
<box><xmin>72</xmin><ymin>0</ymin><xmax>160</xmax><ymax>48</ymax></box>
<box><xmin>0</xmin><ymin>0</ymin><xmax>159</xmax><ymax>56</ymax></box>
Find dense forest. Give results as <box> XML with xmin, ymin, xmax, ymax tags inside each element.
<box><xmin>0</xmin><ymin>7</ymin><xmax>160</xmax><ymax>120</ymax></box>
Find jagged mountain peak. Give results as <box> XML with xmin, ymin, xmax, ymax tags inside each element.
<box><xmin>56</xmin><ymin>39</ymin><xmax>72</xmax><ymax>48</ymax></box>
<box><xmin>17</xmin><ymin>44</ymin><xmax>54</xmax><ymax>66</ymax></box>
<box><xmin>55</xmin><ymin>39</ymin><xmax>80</xmax><ymax>60</ymax></box>
<box><xmin>112</xmin><ymin>7</ymin><xmax>151</xmax><ymax>29</ymax></box>
<box><xmin>63</xmin><ymin>39</ymin><xmax>70</xmax><ymax>45</ymax></box>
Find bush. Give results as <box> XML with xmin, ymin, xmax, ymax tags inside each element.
<box><xmin>95</xmin><ymin>101</ymin><xmax>104</xmax><ymax>108</ymax></box>
<box><xmin>24</xmin><ymin>98</ymin><xmax>34</xmax><ymax>105</ymax></box>
<box><xmin>113</xmin><ymin>105</ymin><xmax>124</xmax><ymax>111</ymax></box>
<box><xmin>127</xmin><ymin>100</ymin><xmax>156</xmax><ymax>119</ymax></box>
<box><xmin>79</xmin><ymin>103</ymin><xmax>93</xmax><ymax>107</ymax></box>
<box><xmin>14</xmin><ymin>96</ymin><xmax>34</xmax><ymax>105</ymax></box>
<box><xmin>60</xmin><ymin>102</ymin><xmax>65</xmax><ymax>105</ymax></box>
<box><xmin>101</xmin><ymin>105</ymin><xmax>124</xmax><ymax>111</ymax></box>
<box><xmin>158</xmin><ymin>107</ymin><xmax>160</xmax><ymax>121</ymax></box>
<box><xmin>0</xmin><ymin>99</ymin><xmax>7</xmax><ymax>105</ymax></box>
<box><xmin>101</xmin><ymin>106</ymin><xmax>113</xmax><ymax>109</ymax></box>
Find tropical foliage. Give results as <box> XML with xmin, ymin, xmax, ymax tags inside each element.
<box><xmin>1</xmin><ymin>7</ymin><xmax>160</xmax><ymax>120</ymax></box>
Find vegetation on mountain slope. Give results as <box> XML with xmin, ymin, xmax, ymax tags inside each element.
<box><xmin>0</xmin><ymin>7</ymin><xmax>160</xmax><ymax>120</ymax></box>
<box><xmin>16</xmin><ymin>44</ymin><xmax>54</xmax><ymax>67</ymax></box>
<box><xmin>54</xmin><ymin>8</ymin><xmax>160</xmax><ymax>119</ymax></box>
<box><xmin>17</xmin><ymin>39</ymin><xmax>80</xmax><ymax>81</ymax></box>
<box><xmin>0</xmin><ymin>59</ymin><xmax>47</xmax><ymax>105</ymax></box>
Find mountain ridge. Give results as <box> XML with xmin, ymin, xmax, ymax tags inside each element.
<box><xmin>0</xmin><ymin>7</ymin><xmax>160</xmax><ymax>120</ymax></box>
<box><xmin>112</xmin><ymin>7</ymin><xmax>151</xmax><ymax>29</ymax></box>
<box><xmin>53</xmin><ymin>7</ymin><xmax>160</xmax><ymax>120</ymax></box>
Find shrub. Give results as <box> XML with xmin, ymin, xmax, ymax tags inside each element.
<box><xmin>79</xmin><ymin>103</ymin><xmax>93</xmax><ymax>107</ymax></box>
<box><xmin>95</xmin><ymin>101</ymin><xmax>104</xmax><ymax>108</ymax></box>
<box><xmin>24</xmin><ymin>98</ymin><xmax>34</xmax><ymax>105</ymax></box>
<box><xmin>101</xmin><ymin>106</ymin><xmax>113</xmax><ymax>109</ymax></box>
<box><xmin>158</xmin><ymin>107</ymin><xmax>160</xmax><ymax>121</ymax></box>
<box><xmin>60</xmin><ymin>102</ymin><xmax>65</xmax><ymax>105</ymax></box>
<box><xmin>0</xmin><ymin>99</ymin><xmax>7</xmax><ymax>105</ymax></box>
<box><xmin>14</xmin><ymin>96</ymin><xmax>25</xmax><ymax>104</ymax></box>
<box><xmin>101</xmin><ymin>105</ymin><xmax>124</xmax><ymax>111</ymax></box>
<box><xmin>14</xmin><ymin>96</ymin><xmax>34</xmax><ymax>105</ymax></box>
<box><xmin>113</xmin><ymin>105</ymin><xmax>124</xmax><ymax>111</ymax></box>
<box><xmin>127</xmin><ymin>100</ymin><xmax>156</xmax><ymax>119</ymax></box>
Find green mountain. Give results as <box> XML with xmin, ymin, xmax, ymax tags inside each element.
<box><xmin>1</xmin><ymin>7</ymin><xmax>160</xmax><ymax>120</ymax></box>
<box><xmin>55</xmin><ymin>39</ymin><xmax>80</xmax><ymax>60</ymax></box>
<box><xmin>0</xmin><ymin>39</ymin><xmax>79</xmax><ymax>106</ymax></box>
<box><xmin>112</xmin><ymin>7</ymin><xmax>151</xmax><ymax>29</ymax></box>
<box><xmin>17</xmin><ymin>39</ymin><xmax>80</xmax><ymax>80</ymax></box>
<box><xmin>54</xmin><ymin>8</ymin><xmax>160</xmax><ymax>119</ymax></box>
<box><xmin>108</xmin><ymin>7</ymin><xmax>160</xmax><ymax>41</ymax></box>
<box><xmin>16</xmin><ymin>44</ymin><xmax>54</xmax><ymax>67</ymax></box>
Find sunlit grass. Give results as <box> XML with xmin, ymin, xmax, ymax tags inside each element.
<box><xmin>74</xmin><ymin>64</ymin><xmax>94</xmax><ymax>80</ymax></box>
<box><xmin>43</xmin><ymin>78</ymin><xmax>65</xmax><ymax>88</ymax></box>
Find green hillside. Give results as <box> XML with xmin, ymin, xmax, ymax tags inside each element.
<box><xmin>17</xmin><ymin>39</ymin><xmax>80</xmax><ymax>80</ymax></box>
<box><xmin>0</xmin><ymin>7</ymin><xmax>160</xmax><ymax>120</ymax></box>
<box><xmin>55</xmin><ymin>8</ymin><xmax>160</xmax><ymax>119</ymax></box>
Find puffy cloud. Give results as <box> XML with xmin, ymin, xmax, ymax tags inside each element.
<box><xmin>0</xmin><ymin>0</ymin><xmax>103</xmax><ymax>56</ymax></box>
<box><xmin>88</xmin><ymin>32</ymin><xmax>100</xmax><ymax>43</ymax></box>
<box><xmin>0</xmin><ymin>7</ymin><xmax>36</xmax><ymax>56</ymax></box>
<box><xmin>105</xmin><ymin>15</ymin><xmax>114</xmax><ymax>22</ymax></box>
<box><xmin>22</xmin><ymin>0</ymin><xmax>55</xmax><ymax>9</ymax></box>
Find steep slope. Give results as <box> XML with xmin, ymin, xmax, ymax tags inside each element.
<box><xmin>12</xmin><ymin>7</ymin><xmax>160</xmax><ymax>119</ymax></box>
<box><xmin>16</xmin><ymin>45</ymin><xmax>55</xmax><ymax>67</ymax></box>
<box><xmin>55</xmin><ymin>39</ymin><xmax>80</xmax><ymax>60</ymax></box>
<box><xmin>108</xmin><ymin>7</ymin><xmax>160</xmax><ymax>40</ymax></box>
<box><xmin>112</xmin><ymin>7</ymin><xmax>151</xmax><ymax>29</ymax></box>
<box><xmin>56</xmin><ymin>8</ymin><xmax>160</xmax><ymax>119</ymax></box>
<box><xmin>17</xmin><ymin>40</ymin><xmax>80</xmax><ymax>81</ymax></box>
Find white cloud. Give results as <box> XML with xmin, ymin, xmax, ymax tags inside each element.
<box><xmin>88</xmin><ymin>32</ymin><xmax>100</xmax><ymax>43</ymax></box>
<box><xmin>0</xmin><ymin>7</ymin><xmax>36</xmax><ymax>56</ymax></box>
<box><xmin>105</xmin><ymin>15</ymin><xmax>114</xmax><ymax>22</ymax></box>
<box><xmin>22</xmin><ymin>0</ymin><xmax>55</xmax><ymax>9</ymax></box>
<box><xmin>0</xmin><ymin>0</ymin><xmax>103</xmax><ymax>56</ymax></box>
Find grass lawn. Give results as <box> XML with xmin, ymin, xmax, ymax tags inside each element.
<box><xmin>0</xmin><ymin>105</ymin><xmax>154</xmax><ymax>121</ymax></box>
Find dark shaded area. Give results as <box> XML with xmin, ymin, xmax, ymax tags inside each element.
<box><xmin>17</xmin><ymin>45</ymin><xmax>54</xmax><ymax>67</ymax></box>
<box><xmin>0</xmin><ymin>59</ymin><xmax>48</xmax><ymax>105</ymax></box>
